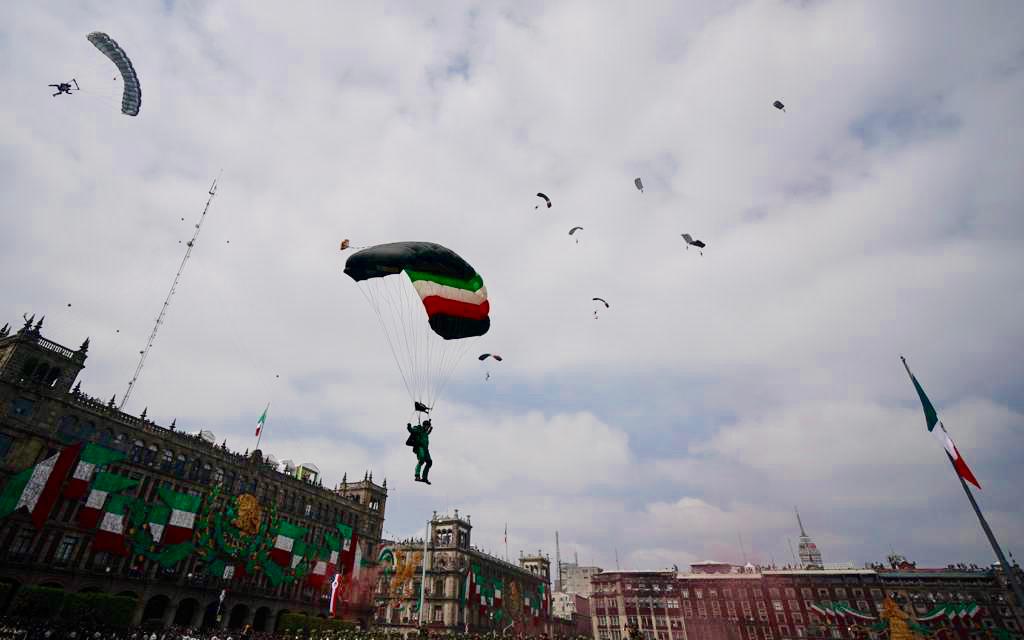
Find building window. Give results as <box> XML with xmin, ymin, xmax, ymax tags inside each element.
<box><xmin>870</xmin><ymin>589</ymin><xmax>882</xmax><ymax>600</ymax></box>
<box><xmin>818</xmin><ymin>589</ymin><xmax>830</xmax><ymax>597</ymax></box>
<box><xmin>853</xmin><ymin>589</ymin><xmax>864</xmax><ymax>598</ymax></box>
<box><xmin>131</xmin><ymin>440</ymin><xmax>145</xmax><ymax>463</ymax></box>
<box><xmin>774</xmin><ymin>601</ymin><xmax>785</xmax><ymax>612</ymax></box>
<box><xmin>779</xmin><ymin>626</ymin><xmax>790</xmax><ymax>638</ymax></box>
<box><xmin>9</xmin><ymin>398</ymin><xmax>34</xmax><ymax>417</ymax></box>
<box><xmin>55</xmin><ymin>535</ymin><xmax>78</xmax><ymax>564</ymax></box>
<box><xmin>433</xmin><ymin>606</ymin><xmax>443</xmax><ymax>622</ymax></box>
<box><xmin>160</xmin><ymin>449</ymin><xmax>173</xmax><ymax>470</ymax></box>
<box><xmin>145</xmin><ymin>445</ymin><xmax>158</xmax><ymax>465</ymax></box>
<box><xmin>786</xmin><ymin>588</ymin><xmax>797</xmax><ymax>598</ymax></box>
<box><xmin>10</xmin><ymin>530</ymin><xmax>35</xmax><ymax>558</ymax></box>
<box><xmin>792</xmin><ymin>613</ymin><xmax>803</xmax><ymax>624</ymax></box>
<box><xmin>0</xmin><ymin>433</ymin><xmax>12</xmax><ymax>459</ymax></box>
<box><xmin>790</xmin><ymin>600</ymin><xmax>801</xmax><ymax>612</ymax></box>
<box><xmin>835</xmin><ymin>589</ymin><xmax>846</xmax><ymax>598</ymax></box>
<box><xmin>795</xmin><ymin>625</ymin><xmax>805</xmax><ymax>638</ymax></box>
<box><xmin>802</xmin><ymin>588</ymin><xmax>813</xmax><ymax>598</ymax></box>
<box><xmin>770</xmin><ymin>589</ymin><xmax>781</xmax><ymax>598</ymax></box>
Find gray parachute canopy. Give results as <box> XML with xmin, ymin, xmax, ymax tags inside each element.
<box><xmin>634</xmin><ymin>177</ymin><xmax>644</xmax><ymax>192</ymax></box>
<box><xmin>86</xmin><ymin>32</ymin><xmax>141</xmax><ymax>116</ymax></box>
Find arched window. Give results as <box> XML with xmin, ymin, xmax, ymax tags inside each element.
<box><xmin>174</xmin><ymin>453</ymin><xmax>187</xmax><ymax>477</ymax></box>
<box><xmin>213</xmin><ymin>468</ymin><xmax>224</xmax><ymax>484</ymax></box>
<box><xmin>46</xmin><ymin>368</ymin><xmax>63</xmax><ymax>388</ymax></box>
<box><xmin>189</xmin><ymin>458</ymin><xmax>202</xmax><ymax>481</ymax></box>
<box><xmin>98</xmin><ymin>428</ymin><xmax>114</xmax><ymax>445</ymax></box>
<box><xmin>145</xmin><ymin>444</ymin><xmax>158</xmax><ymax>466</ymax></box>
<box><xmin>160</xmin><ymin>449</ymin><xmax>173</xmax><ymax>470</ymax></box>
<box><xmin>201</xmin><ymin>463</ymin><xmax>212</xmax><ymax>483</ymax></box>
<box><xmin>131</xmin><ymin>440</ymin><xmax>145</xmax><ymax>464</ymax></box>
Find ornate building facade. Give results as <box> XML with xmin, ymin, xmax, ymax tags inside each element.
<box><xmin>0</xmin><ymin>317</ymin><xmax>388</xmax><ymax>631</ymax></box>
<box><xmin>372</xmin><ymin>511</ymin><xmax>553</xmax><ymax>636</ymax></box>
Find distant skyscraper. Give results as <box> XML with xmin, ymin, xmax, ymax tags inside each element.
<box><xmin>795</xmin><ymin>507</ymin><xmax>823</xmax><ymax>568</ymax></box>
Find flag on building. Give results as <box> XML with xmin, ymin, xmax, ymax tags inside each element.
<box><xmin>0</xmin><ymin>443</ymin><xmax>81</xmax><ymax>529</ymax></box>
<box><xmin>146</xmin><ymin>503</ymin><xmax>171</xmax><ymax>544</ymax></box>
<box><xmin>65</xmin><ymin>444</ymin><xmax>125</xmax><ymax>499</ymax></box>
<box><xmin>901</xmin><ymin>357</ymin><xmax>982</xmax><ymax>489</ymax></box>
<box><xmin>270</xmin><ymin>520</ymin><xmax>308</xmax><ymax>567</ymax></box>
<box><xmin>78</xmin><ymin>472</ymin><xmax>139</xmax><ymax>529</ymax></box>
<box><xmin>290</xmin><ymin>540</ymin><xmax>307</xmax><ymax>570</ymax></box>
<box><xmin>309</xmin><ymin>532</ymin><xmax>341</xmax><ymax>588</ymax></box>
<box><xmin>158</xmin><ymin>486</ymin><xmax>203</xmax><ymax>544</ymax></box>
<box><xmin>337</xmin><ymin>523</ymin><xmax>359</xmax><ymax>576</ymax></box>
<box><xmin>255</xmin><ymin>403</ymin><xmax>270</xmax><ymax>437</ymax></box>
<box><xmin>330</xmin><ymin>572</ymin><xmax>342</xmax><ymax>617</ymax></box>
<box><xmin>93</xmin><ymin>494</ymin><xmax>133</xmax><ymax>556</ymax></box>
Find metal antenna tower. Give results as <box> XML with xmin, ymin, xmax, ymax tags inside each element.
<box><xmin>119</xmin><ymin>174</ymin><xmax>221</xmax><ymax>411</ymax></box>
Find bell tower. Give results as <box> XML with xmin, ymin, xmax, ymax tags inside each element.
<box><xmin>0</xmin><ymin>314</ymin><xmax>88</xmax><ymax>394</ymax></box>
<box><xmin>431</xmin><ymin>509</ymin><xmax>472</xmax><ymax>550</ymax></box>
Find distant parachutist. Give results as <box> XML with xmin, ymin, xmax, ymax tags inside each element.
<box><xmin>635</xmin><ymin>177</ymin><xmax>644</xmax><ymax>192</ymax></box>
<box><xmin>535</xmin><ymin>193</ymin><xmax>552</xmax><ymax>209</ymax></box>
<box><xmin>773</xmin><ymin>100</ymin><xmax>786</xmax><ymax>112</ymax></box>
<box><xmin>681</xmin><ymin>233</ymin><xmax>706</xmax><ymax>255</ymax></box>
<box><xmin>569</xmin><ymin>226</ymin><xmax>584</xmax><ymax>244</ymax></box>
<box><xmin>49</xmin><ymin>79</ymin><xmax>78</xmax><ymax>97</ymax></box>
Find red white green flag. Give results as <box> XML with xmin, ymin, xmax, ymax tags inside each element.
<box><xmin>78</xmin><ymin>472</ymin><xmax>139</xmax><ymax>529</ymax></box>
<box><xmin>146</xmin><ymin>503</ymin><xmax>171</xmax><ymax>544</ymax></box>
<box><xmin>65</xmin><ymin>443</ymin><xmax>126</xmax><ymax>499</ymax></box>
<box><xmin>93</xmin><ymin>494</ymin><xmax>133</xmax><ymax>556</ymax></box>
<box><xmin>158</xmin><ymin>486</ymin><xmax>202</xmax><ymax>544</ymax></box>
<box><xmin>337</xmin><ymin>523</ymin><xmax>359</xmax><ymax>576</ymax></box>
<box><xmin>901</xmin><ymin>357</ymin><xmax>981</xmax><ymax>489</ymax></box>
<box><xmin>309</xmin><ymin>533</ymin><xmax>341</xmax><ymax>588</ymax></box>
<box><xmin>0</xmin><ymin>443</ymin><xmax>81</xmax><ymax>528</ymax></box>
<box><xmin>271</xmin><ymin>520</ymin><xmax>308</xmax><ymax>566</ymax></box>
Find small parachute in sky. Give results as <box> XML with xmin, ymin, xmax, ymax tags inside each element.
<box><xmin>592</xmin><ymin>297</ymin><xmax>609</xmax><ymax>320</ymax></box>
<box><xmin>86</xmin><ymin>32</ymin><xmax>141</xmax><ymax>116</ymax></box>
<box><xmin>681</xmin><ymin>233</ymin><xmax>706</xmax><ymax>255</ymax></box>
<box><xmin>569</xmin><ymin>226</ymin><xmax>584</xmax><ymax>244</ymax></box>
<box><xmin>340</xmin><ymin>239</ymin><xmax>351</xmax><ymax>251</ymax></box>
<box><xmin>535</xmin><ymin>193</ymin><xmax>552</xmax><ymax>209</ymax></box>
<box><xmin>479</xmin><ymin>353</ymin><xmax>502</xmax><ymax>381</ymax></box>
<box><xmin>773</xmin><ymin>100</ymin><xmax>786</xmax><ymax>112</ymax></box>
<box><xmin>635</xmin><ymin>177</ymin><xmax>644</xmax><ymax>193</ymax></box>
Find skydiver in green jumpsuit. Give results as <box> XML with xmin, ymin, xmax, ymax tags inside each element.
<box><xmin>406</xmin><ymin>419</ymin><xmax>433</xmax><ymax>484</ymax></box>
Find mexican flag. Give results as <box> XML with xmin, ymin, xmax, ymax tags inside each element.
<box><xmin>337</xmin><ymin>523</ymin><xmax>359</xmax><ymax>576</ymax></box>
<box><xmin>0</xmin><ymin>443</ymin><xmax>81</xmax><ymax>529</ymax></box>
<box><xmin>146</xmin><ymin>503</ymin><xmax>171</xmax><ymax>544</ymax></box>
<box><xmin>291</xmin><ymin>540</ymin><xmax>308</xmax><ymax>570</ymax></box>
<box><xmin>255</xmin><ymin>403</ymin><xmax>269</xmax><ymax>437</ymax></box>
<box><xmin>78</xmin><ymin>472</ymin><xmax>139</xmax><ymax>529</ymax></box>
<box><xmin>93</xmin><ymin>494</ymin><xmax>132</xmax><ymax>556</ymax></box>
<box><xmin>309</xmin><ymin>533</ymin><xmax>341</xmax><ymax>588</ymax></box>
<box><xmin>270</xmin><ymin>520</ymin><xmax>308</xmax><ymax>567</ymax></box>
<box><xmin>65</xmin><ymin>443</ymin><xmax>125</xmax><ymax>499</ymax></box>
<box><xmin>158</xmin><ymin>486</ymin><xmax>202</xmax><ymax>544</ymax></box>
<box><xmin>494</xmin><ymin>580</ymin><xmax>503</xmax><ymax>609</ymax></box>
<box><xmin>902</xmin><ymin>357</ymin><xmax>981</xmax><ymax>489</ymax></box>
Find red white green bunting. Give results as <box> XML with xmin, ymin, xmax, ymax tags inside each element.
<box><xmin>919</xmin><ymin>603</ymin><xmax>981</xmax><ymax>622</ymax></box>
<box><xmin>270</xmin><ymin>520</ymin><xmax>308</xmax><ymax>566</ymax></box>
<box><xmin>78</xmin><ymin>472</ymin><xmax>138</xmax><ymax>529</ymax></box>
<box><xmin>65</xmin><ymin>443</ymin><xmax>125</xmax><ymax>499</ymax></box>
<box><xmin>93</xmin><ymin>494</ymin><xmax>132</xmax><ymax>556</ymax></box>
<box><xmin>158</xmin><ymin>487</ymin><xmax>201</xmax><ymax>545</ymax></box>
<box><xmin>0</xmin><ymin>443</ymin><xmax>81</xmax><ymax>528</ymax></box>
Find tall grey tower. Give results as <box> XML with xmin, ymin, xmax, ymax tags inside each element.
<box><xmin>795</xmin><ymin>507</ymin><xmax>823</xmax><ymax>568</ymax></box>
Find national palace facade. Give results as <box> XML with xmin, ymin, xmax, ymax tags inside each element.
<box><xmin>0</xmin><ymin>315</ymin><xmax>388</xmax><ymax>631</ymax></box>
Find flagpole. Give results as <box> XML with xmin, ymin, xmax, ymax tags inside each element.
<box><xmin>505</xmin><ymin>523</ymin><xmax>509</xmax><ymax>563</ymax></box>
<box><xmin>951</xmin><ymin>458</ymin><xmax>1024</xmax><ymax>629</ymax></box>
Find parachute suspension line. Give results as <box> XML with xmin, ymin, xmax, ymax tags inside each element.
<box><xmin>358</xmin><ymin>281</ymin><xmax>414</xmax><ymax>403</ymax></box>
<box><xmin>119</xmin><ymin>172</ymin><xmax>221</xmax><ymax>411</ymax></box>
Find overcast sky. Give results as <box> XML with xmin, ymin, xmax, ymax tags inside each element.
<box><xmin>2</xmin><ymin>0</ymin><xmax>1023</xmax><ymax>572</ymax></box>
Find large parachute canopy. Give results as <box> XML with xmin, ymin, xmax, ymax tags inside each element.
<box><xmin>86</xmin><ymin>32</ymin><xmax>141</xmax><ymax>116</ymax></box>
<box><xmin>345</xmin><ymin>241</ymin><xmax>489</xmax><ymax>413</ymax></box>
<box><xmin>535</xmin><ymin>193</ymin><xmax>552</xmax><ymax>209</ymax></box>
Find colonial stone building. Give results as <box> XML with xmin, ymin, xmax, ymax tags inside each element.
<box><xmin>0</xmin><ymin>316</ymin><xmax>388</xmax><ymax>631</ymax></box>
<box><xmin>372</xmin><ymin>511</ymin><xmax>552</xmax><ymax>636</ymax></box>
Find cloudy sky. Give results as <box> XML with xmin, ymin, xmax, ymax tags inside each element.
<box><xmin>2</xmin><ymin>1</ymin><xmax>1023</xmax><ymax>572</ymax></box>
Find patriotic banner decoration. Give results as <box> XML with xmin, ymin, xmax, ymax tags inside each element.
<box><xmin>811</xmin><ymin>603</ymin><xmax>876</xmax><ymax>620</ymax></box>
<box><xmin>158</xmin><ymin>487</ymin><xmax>202</xmax><ymax>545</ymax></box>
<box><xmin>270</xmin><ymin>520</ymin><xmax>308</xmax><ymax>566</ymax></box>
<box><xmin>93</xmin><ymin>494</ymin><xmax>133</xmax><ymax>556</ymax></box>
<box><xmin>78</xmin><ymin>472</ymin><xmax>138</xmax><ymax>529</ymax></box>
<box><xmin>65</xmin><ymin>443</ymin><xmax>125</xmax><ymax>499</ymax></box>
<box><xmin>146</xmin><ymin>503</ymin><xmax>170</xmax><ymax>544</ymax></box>
<box><xmin>0</xmin><ymin>443</ymin><xmax>81</xmax><ymax>529</ymax></box>
<box><xmin>919</xmin><ymin>603</ymin><xmax>981</xmax><ymax>622</ymax></box>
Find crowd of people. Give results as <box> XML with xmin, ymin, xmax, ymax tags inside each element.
<box><xmin>0</xmin><ymin>620</ymin><xmax>591</xmax><ymax>640</ymax></box>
